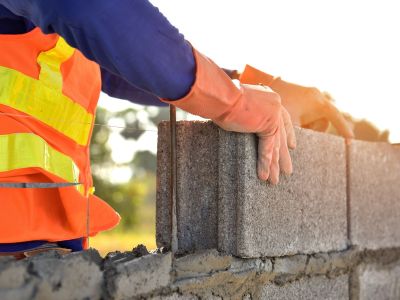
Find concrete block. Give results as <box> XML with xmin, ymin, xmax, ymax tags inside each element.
<box><xmin>259</xmin><ymin>274</ymin><xmax>349</xmax><ymax>300</ymax></box>
<box><xmin>349</xmin><ymin>140</ymin><xmax>400</xmax><ymax>249</ymax></box>
<box><xmin>157</xmin><ymin>122</ymin><xmax>347</xmax><ymax>257</ymax></box>
<box><xmin>0</xmin><ymin>250</ymin><xmax>103</xmax><ymax>300</ymax></box>
<box><xmin>219</xmin><ymin>127</ymin><xmax>347</xmax><ymax>257</ymax></box>
<box><xmin>175</xmin><ymin>249</ymin><xmax>232</xmax><ymax>279</ymax></box>
<box><xmin>0</xmin><ymin>258</ymin><xmax>37</xmax><ymax>300</ymax></box>
<box><xmin>357</xmin><ymin>263</ymin><xmax>400</xmax><ymax>300</ymax></box>
<box><xmin>0</xmin><ymin>259</ymin><xmax>30</xmax><ymax>289</ymax></box>
<box><xmin>156</xmin><ymin>121</ymin><xmax>220</xmax><ymax>252</ymax></box>
<box><xmin>31</xmin><ymin>250</ymin><xmax>104</xmax><ymax>300</ymax></box>
<box><xmin>0</xmin><ymin>283</ymin><xmax>37</xmax><ymax>300</ymax></box>
<box><xmin>105</xmin><ymin>252</ymin><xmax>172</xmax><ymax>299</ymax></box>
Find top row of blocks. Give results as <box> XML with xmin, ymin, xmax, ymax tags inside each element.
<box><xmin>156</xmin><ymin>121</ymin><xmax>400</xmax><ymax>257</ymax></box>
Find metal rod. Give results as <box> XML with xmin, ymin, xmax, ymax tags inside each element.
<box><xmin>169</xmin><ymin>105</ymin><xmax>178</xmax><ymax>253</ymax></box>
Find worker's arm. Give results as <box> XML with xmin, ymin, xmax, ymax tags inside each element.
<box><xmin>0</xmin><ymin>0</ymin><xmax>195</xmax><ymax>101</ymax></box>
<box><xmin>100</xmin><ymin>68</ymin><xmax>167</xmax><ymax>107</ymax></box>
<box><xmin>0</xmin><ymin>0</ymin><xmax>295</xmax><ymax>183</ymax></box>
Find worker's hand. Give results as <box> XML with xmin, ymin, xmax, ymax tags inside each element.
<box><xmin>162</xmin><ymin>50</ymin><xmax>296</xmax><ymax>184</ymax></box>
<box><xmin>270</xmin><ymin>79</ymin><xmax>354</xmax><ymax>139</ymax></box>
<box><xmin>213</xmin><ymin>84</ymin><xmax>296</xmax><ymax>184</ymax></box>
<box><xmin>238</xmin><ymin>65</ymin><xmax>354</xmax><ymax>139</ymax></box>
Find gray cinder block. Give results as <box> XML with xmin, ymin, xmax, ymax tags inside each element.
<box><xmin>157</xmin><ymin>121</ymin><xmax>347</xmax><ymax>257</ymax></box>
<box><xmin>259</xmin><ymin>275</ymin><xmax>349</xmax><ymax>300</ymax></box>
<box><xmin>219</xmin><ymin>127</ymin><xmax>347</xmax><ymax>257</ymax></box>
<box><xmin>349</xmin><ymin>140</ymin><xmax>400</xmax><ymax>249</ymax></box>
<box><xmin>156</xmin><ymin>121</ymin><xmax>220</xmax><ymax>252</ymax></box>
<box><xmin>105</xmin><ymin>252</ymin><xmax>172</xmax><ymax>299</ymax></box>
<box><xmin>356</xmin><ymin>263</ymin><xmax>400</xmax><ymax>300</ymax></box>
<box><xmin>28</xmin><ymin>250</ymin><xmax>103</xmax><ymax>300</ymax></box>
<box><xmin>0</xmin><ymin>258</ymin><xmax>37</xmax><ymax>300</ymax></box>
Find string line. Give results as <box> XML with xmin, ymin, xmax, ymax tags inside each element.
<box><xmin>0</xmin><ymin>112</ymin><xmax>158</xmax><ymax>132</ymax></box>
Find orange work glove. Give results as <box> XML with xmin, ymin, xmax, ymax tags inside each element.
<box><xmin>239</xmin><ymin>65</ymin><xmax>354</xmax><ymax>139</ymax></box>
<box><xmin>162</xmin><ymin>49</ymin><xmax>296</xmax><ymax>184</ymax></box>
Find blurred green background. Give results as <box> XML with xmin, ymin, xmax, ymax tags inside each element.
<box><xmin>89</xmin><ymin>106</ymin><xmax>170</xmax><ymax>256</ymax></box>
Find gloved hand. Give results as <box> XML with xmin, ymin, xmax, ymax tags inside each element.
<box><xmin>239</xmin><ymin>65</ymin><xmax>354</xmax><ymax>139</ymax></box>
<box><xmin>162</xmin><ymin>49</ymin><xmax>296</xmax><ymax>184</ymax></box>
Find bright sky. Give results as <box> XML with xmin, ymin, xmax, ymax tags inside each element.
<box><xmin>99</xmin><ymin>0</ymin><xmax>400</xmax><ymax>175</ymax></box>
<box><xmin>151</xmin><ymin>0</ymin><xmax>400</xmax><ymax>142</ymax></box>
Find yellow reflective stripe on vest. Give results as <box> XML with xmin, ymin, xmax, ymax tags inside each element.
<box><xmin>37</xmin><ymin>38</ymin><xmax>75</xmax><ymax>91</ymax></box>
<box><xmin>0</xmin><ymin>38</ymin><xmax>93</xmax><ymax>146</ymax></box>
<box><xmin>0</xmin><ymin>133</ymin><xmax>84</xmax><ymax>194</ymax></box>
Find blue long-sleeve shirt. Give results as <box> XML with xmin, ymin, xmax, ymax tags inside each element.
<box><xmin>0</xmin><ymin>0</ymin><xmax>201</xmax><ymax>252</ymax></box>
<box><xmin>0</xmin><ymin>0</ymin><xmax>198</xmax><ymax>106</ymax></box>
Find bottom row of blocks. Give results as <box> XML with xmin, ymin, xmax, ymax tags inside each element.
<box><xmin>2</xmin><ymin>249</ymin><xmax>400</xmax><ymax>299</ymax></box>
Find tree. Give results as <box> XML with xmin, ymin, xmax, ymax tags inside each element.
<box><xmin>90</xmin><ymin>106</ymin><xmax>168</xmax><ymax>230</ymax></box>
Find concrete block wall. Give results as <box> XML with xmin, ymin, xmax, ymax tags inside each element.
<box><xmin>156</xmin><ymin>120</ymin><xmax>400</xmax><ymax>299</ymax></box>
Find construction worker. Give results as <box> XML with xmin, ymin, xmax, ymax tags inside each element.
<box><xmin>0</xmin><ymin>0</ymin><xmax>353</xmax><ymax>257</ymax></box>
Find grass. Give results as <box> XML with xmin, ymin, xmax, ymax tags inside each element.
<box><xmin>89</xmin><ymin>202</ymin><xmax>157</xmax><ymax>257</ymax></box>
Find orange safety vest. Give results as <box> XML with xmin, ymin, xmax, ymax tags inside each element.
<box><xmin>0</xmin><ymin>27</ymin><xmax>120</xmax><ymax>245</ymax></box>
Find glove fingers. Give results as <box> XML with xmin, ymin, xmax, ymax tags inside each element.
<box><xmin>303</xmin><ymin>118</ymin><xmax>330</xmax><ymax>132</ymax></box>
<box><xmin>269</xmin><ymin>128</ymin><xmax>281</xmax><ymax>185</ymax></box>
<box><xmin>279</xmin><ymin>116</ymin><xmax>293</xmax><ymax>175</ymax></box>
<box><xmin>323</xmin><ymin>102</ymin><xmax>354</xmax><ymax>139</ymax></box>
<box><xmin>257</xmin><ymin>132</ymin><xmax>275</xmax><ymax>181</ymax></box>
<box><xmin>282</xmin><ymin>108</ymin><xmax>297</xmax><ymax>149</ymax></box>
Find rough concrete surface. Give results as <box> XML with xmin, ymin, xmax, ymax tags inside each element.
<box><xmin>0</xmin><ymin>257</ymin><xmax>37</xmax><ymax>300</ymax></box>
<box><xmin>356</xmin><ymin>263</ymin><xmax>400</xmax><ymax>300</ymax></box>
<box><xmin>349</xmin><ymin>140</ymin><xmax>400</xmax><ymax>249</ymax></box>
<box><xmin>174</xmin><ymin>249</ymin><xmax>232</xmax><ymax>279</ymax></box>
<box><xmin>156</xmin><ymin>121</ymin><xmax>172</xmax><ymax>249</ymax></box>
<box><xmin>32</xmin><ymin>250</ymin><xmax>103</xmax><ymax>300</ymax></box>
<box><xmin>258</xmin><ymin>274</ymin><xmax>349</xmax><ymax>300</ymax></box>
<box><xmin>219</xmin><ymin>127</ymin><xmax>347</xmax><ymax>257</ymax></box>
<box><xmin>157</xmin><ymin>121</ymin><xmax>220</xmax><ymax>253</ymax></box>
<box><xmin>150</xmin><ymin>293</ymin><xmax>199</xmax><ymax>300</ymax></box>
<box><xmin>1</xmin><ymin>247</ymin><xmax>400</xmax><ymax>299</ymax></box>
<box><xmin>105</xmin><ymin>252</ymin><xmax>172</xmax><ymax>299</ymax></box>
<box><xmin>217</xmin><ymin>129</ymin><xmax>240</xmax><ymax>255</ymax></box>
<box><xmin>0</xmin><ymin>250</ymin><xmax>103</xmax><ymax>300</ymax></box>
<box><xmin>305</xmin><ymin>253</ymin><xmax>331</xmax><ymax>275</ymax></box>
<box><xmin>274</xmin><ymin>255</ymin><xmax>308</xmax><ymax>275</ymax></box>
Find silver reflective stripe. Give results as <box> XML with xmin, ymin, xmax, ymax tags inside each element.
<box><xmin>0</xmin><ymin>182</ymin><xmax>81</xmax><ymax>188</ymax></box>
